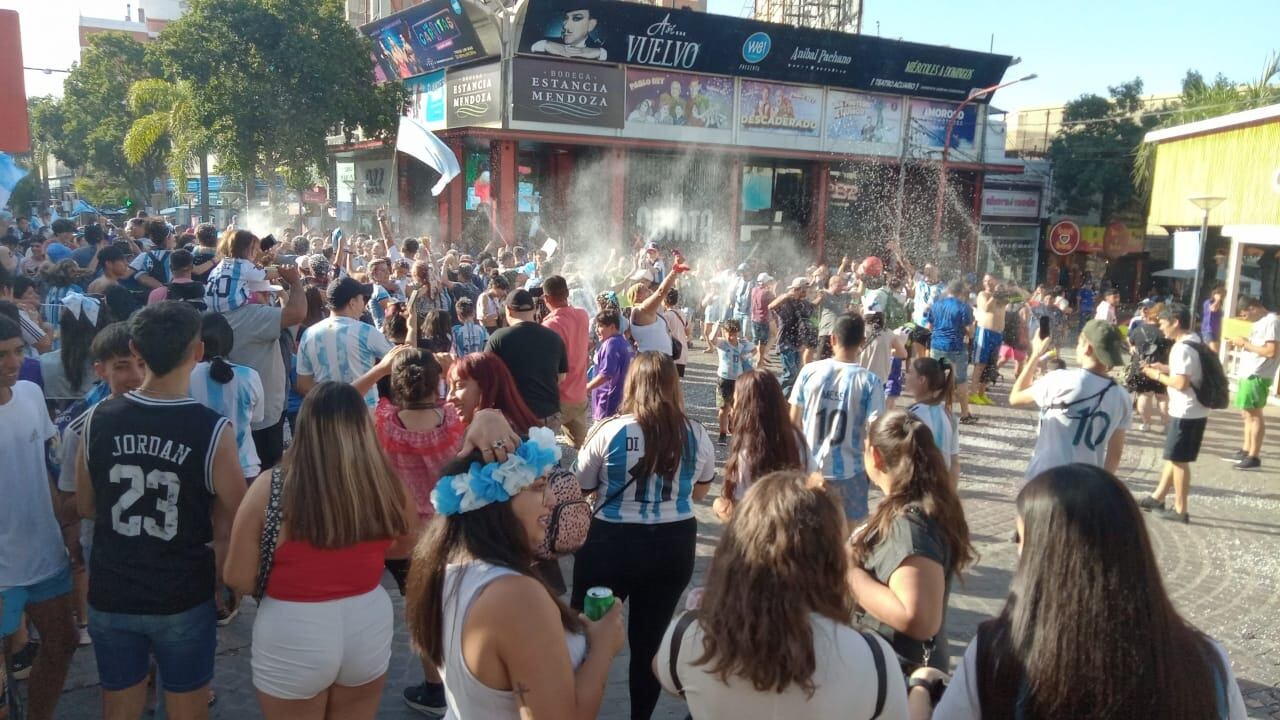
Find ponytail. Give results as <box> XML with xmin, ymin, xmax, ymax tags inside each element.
<box><xmin>198</xmin><ymin>312</ymin><xmax>236</xmax><ymax>385</ymax></box>
<box><xmin>209</xmin><ymin>356</ymin><xmax>235</xmax><ymax>384</ymax></box>
<box><xmin>911</xmin><ymin>356</ymin><xmax>955</xmax><ymax>414</ymax></box>
<box><xmin>939</xmin><ymin>359</ymin><xmax>955</xmax><ymax>415</ymax></box>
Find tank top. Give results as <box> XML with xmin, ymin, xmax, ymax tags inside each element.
<box><xmin>83</xmin><ymin>392</ymin><xmax>230</xmax><ymax>614</ymax></box>
<box><xmin>441</xmin><ymin>561</ymin><xmax>587</xmax><ymax>720</ymax></box>
<box><xmin>630</xmin><ymin>314</ymin><xmax>671</xmax><ymax>355</ymax></box>
<box><xmin>265</xmin><ymin>538</ymin><xmax>393</xmax><ymax>602</ymax></box>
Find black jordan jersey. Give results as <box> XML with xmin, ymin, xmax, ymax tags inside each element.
<box><xmin>83</xmin><ymin>391</ymin><xmax>230</xmax><ymax>615</ymax></box>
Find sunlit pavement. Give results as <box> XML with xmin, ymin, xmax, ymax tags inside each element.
<box><xmin>43</xmin><ymin>345</ymin><xmax>1280</xmax><ymax>718</ymax></box>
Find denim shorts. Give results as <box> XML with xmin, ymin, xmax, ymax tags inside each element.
<box><xmin>929</xmin><ymin>348</ymin><xmax>970</xmax><ymax>384</ymax></box>
<box><xmin>89</xmin><ymin>599</ymin><xmax>217</xmax><ymax>692</ymax></box>
<box><xmin>751</xmin><ymin>320</ymin><xmax>771</xmax><ymax>344</ymax></box>
<box><xmin>0</xmin><ymin>564</ymin><xmax>72</xmax><ymax>636</ymax></box>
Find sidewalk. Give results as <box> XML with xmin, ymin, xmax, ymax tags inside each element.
<box><xmin>40</xmin><ymin>347</ymin><xmax>1280</xmax><ymax>719</ymax></box>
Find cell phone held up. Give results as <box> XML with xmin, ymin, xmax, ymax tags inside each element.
<box><xmin>1038</xmin><ymin>315</ymin><xmax>1051</xmax><ymax>340</ymax></box>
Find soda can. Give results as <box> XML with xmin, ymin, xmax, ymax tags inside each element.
<box><xmin>583</xmin><ymin>586</ymin><xmax>615</xmax><ymax>621</ymax></box>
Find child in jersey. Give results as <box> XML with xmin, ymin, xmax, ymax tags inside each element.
<box><xmin>189</xmin><ymin>312</ymin><xmax>264</xmax><ymax>482</ymax></box>
<box><xmin>451</xmin><ymin>297</ymin><xmax>489</xmax><ymax>357</ymax></box>
<box><xmin>712</xmin><ymin>319</ymin><xmax>754</xmax><ymax>443</ymax></box>
<box><xmin>906</xmin><ymin>356</ymin><xmax>960</xmax><ymax>488</ymax></box>
<box><xmin>204</xmin><ymin>230</ymin><xmax>268</xmax><ymax>312</ymax></box>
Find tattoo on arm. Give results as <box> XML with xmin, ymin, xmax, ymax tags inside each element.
<box><xmin>513</xmin><ymin>682</ymin><xmax>531</xmax><ymax>707</ymax></box>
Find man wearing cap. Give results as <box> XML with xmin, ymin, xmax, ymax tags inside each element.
<box><xmin>748</xmin><ymin>273</ymin><xmax>775</xmax><ymax>368</ymax></box>
<box><xmin>486</xmin><ymin>288</ymin><xmax>568</xmax><ymax>427</ymax></box>
<box><xmin>769</xmin><ymin>276</ymin><xmax>814</xmax><ymax>396</ymax></box>
<box><xmin>1008</xmin><ymin>318</ymin><xmax>1132</xmax><ymax>488</ymax></box>
<box><xmin>296</xmin><ymin>277</ymin><xmax>393</xmax><ymax>410</ymax></box>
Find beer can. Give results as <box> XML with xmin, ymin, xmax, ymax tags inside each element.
<box><xmin>583</xmin><ymin>586</ymin><xmax>615</xmax><ymax>621</ymax></box>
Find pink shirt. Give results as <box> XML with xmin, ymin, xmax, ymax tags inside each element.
<box><xmin>147</xmin><ymin>277</ymin><xmax>195</xmax><ymax>305</ymax></box>
<box><xmin>542</xmin><ymin>305</ymin><xmax>590</xmax><ymax>405</ymax></box>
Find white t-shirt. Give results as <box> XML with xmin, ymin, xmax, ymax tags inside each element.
<box><xmin>1095</xmin><ymin>300</ymin><xmax>1116</xmax><ymax>324</ymax></box>
<box><xmin>656</xmin><ymin>612</ymin><xmax>908</xmax><ymax>720</ymax></box>
<box><xmin>190</xmin><ymin>362</ymin><xmax>265</xmax><ymax>477</ymax></box>
<box><xmin>789</xmin><ymin>359</ymin><xmax>885</xmax><ymax>482</ymax></box>
<box><xmin>934</xmin><ymin>636</ymin><xmax>1247</xmax><ymax>720</ymax></box>
<box><xmin>0</xmin><ymin>381</ymin><xmax>66</xmax><ymax>590</ymax></box>
<box><xmin>1168</xmin><ymin>335</ymin><xmax>1208</xmax><ymax>420</ymax></box>
<box><xmin>296</xmin><ymin>315</ymin><xmax>395</xmax><ymax>408</ymax></box>
<box><xmin>576</xmin><ymin>415</ymin><xmax>715</xmax><ymax>524</ymax></box>
<box><xmin>909</xmin><ymin>401</ymin><xmax>959</xmax><ymax>460</ymax></box>
<box><xmin>912</xmin><ymin>278</ymin><xmax>945</xmax><ymax>325</ymax></box>
<box><xmin>1023</xmin><ymin>368</ymin><xmax>1132</xmax><ymax>485</ymax></box>
<box><xmin>1239</xmin><ymin>313</ymin><xmax>1280</xmax><ymax>379</ymax></box>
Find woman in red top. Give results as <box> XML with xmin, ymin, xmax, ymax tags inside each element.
<box><xmin>224</xmin><ymin>381</ymin><xmax>414</xmax><ymax>720</ymax></box>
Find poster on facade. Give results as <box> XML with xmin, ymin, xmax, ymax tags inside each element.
<box><xmin>623</xmin><ymin>68</ymin><xmax>733</xmax><ymax>140</ymax></box>
<box><xmin>512</xmin><ymin>58</ymin><xmax>624</xmax><ymax>128</ymax></box>
<box><xmin>447</xmin><ymin>62</ymin><xmax>502</xmax><ymax>127</ymax></box>
<box><xmin>404</xmin><ymin>71</ymin><xmax>447</xmax><ymax>129</ymax></box>
<box><xmin>738</xmin><ymin>81</ymin><xmax>822</xmax><ymax>137</ymax></box>
<box><xmin>908</xmin><ymin>99</ymin><xmax>979</xmax><ymax>156</ymax></box>
<box><xmin>824</xmin><ymin>89</ymin><xmax>902</xmax><ymax>154</ymax></box>
<box><xmin>355</xmin><ymin>160</ymin><xmax>395</xmax><ymax>208</ymax></box>
<box><xmin>516</xmin><ymin>0</ymin><xmax>1011</xmax><ymax>102</ymax></box>
<box><xmin>364</xmin><ymin>0</ymin><xmax>497</xmax><ymax>79</ymax></box>
<box><xmin>980</xmin><ymin>188</ymin><xmax>1041</xmax><ymax>220</ymax></box>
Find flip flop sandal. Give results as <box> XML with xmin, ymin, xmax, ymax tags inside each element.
<box><xmin>959</xmin><ymin>415</ymin><xmax>979</xmax><ymax>425</ymax></box>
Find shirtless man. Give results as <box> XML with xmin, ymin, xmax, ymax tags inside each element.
<box><xmin>972</xmin><ymin>274</ymin><xmax>1031</xmax><ymax>405</ymax></box>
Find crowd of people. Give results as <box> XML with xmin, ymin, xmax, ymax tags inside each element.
<box><xmin>0</xmin><ymin>209</ymin><xmax>1275</xmax><ymax>720</ymax></box>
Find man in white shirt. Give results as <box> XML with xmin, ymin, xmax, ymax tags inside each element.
<box><xmin>1137</xmin><ymin>304</ymin><xmax>1206</xmax><ymax>523</ymax></box>
<box><xmin>296</xmin><ymin>277</ymin><xmax>393</xmax><ymax>408</ymax></box>
<box><xmin>1009</xmin><ymin>320</ymin><xmax>1132</xmax><ymax>489</ymax></box>
<box><xmin>1225</xmin><ymin>297</ymin><xmax>1279</xmax><ymax>470</ymax></box>
<box><xmin>1094</xmin><ymin>287</ymin><xmax>1120</xmax><ymax>325</ymax></box>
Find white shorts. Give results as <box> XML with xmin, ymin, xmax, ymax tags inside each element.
<box><xmin>251</xmin><ymin>585</ymin><xmax>393</xmax><ymax>699</ymax></box>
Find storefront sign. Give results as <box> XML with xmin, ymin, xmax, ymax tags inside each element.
<box><xmin>909</xmin><ymin>99</ymin><xmax>979</xmax><ymax>154</ymax></box>
<box><xmin>624</xmin><ymin>69</ymin><xmax>733</xmax><ymax>131</ymax></box>
<box><xmin>364</xmin><ymin>0</ymin><xmax>495</xmax><ymax>80</ymax></box>
<box><xmin>405</xmin><ymin>71</ymin><xmax>447</xmax><ymax>129</ymax></box>
<box><xmin>738</xmin><ymin>81</ymin><xmax>822</xmax><ymax>137</ymax></box>
<box><xmin>447</xmin><ymin>62</ymin><xmax>502</xmax><ymax>127</ymax></box>
<box><xmin>356</xmin><ymin>159</ymin><xmax>395</xmax><ymax>207</ymax></box>
<box><xmin>980</xmin><ymin>188</ymin><xmax>1041</xmax><ymax>220</ymax></box>
<box><xmin>336</xmin><ymin>162</ymin><xmax>356</xmax><ymax>204</ymax></box>
<box><xmin>1103</xmin><ymin>222</ymin><xmax>1144</xmax><ymax>258</ymax></box>
<box><xmin>1047</xmin><ymin>220</ymin><xmax>1081</xmax><ymax>256</ymax></box>
<box><xmin>517</xmin><ymin>0</ymin><xmax>1011</xmax><ymax>102</ymax></box>
<box><xmin>512</xmin><ymin>58</ymin><xmax>624</xmax><ymax>128</ymax></box>
<box><xmin>825</xmin><ymin>90</ymin><xmax>903</xmax><ymax>148</ymax></box>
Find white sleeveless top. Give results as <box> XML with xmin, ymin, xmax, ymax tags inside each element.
<box><xmin>629</xmin><ymin>314</ymin><xmax>672</xmax><ymax>355</ymax></box>
<box><xmin>441</xmin><ymin>561</ymin><xmax>588</xmax><ymax>720</ymax></box>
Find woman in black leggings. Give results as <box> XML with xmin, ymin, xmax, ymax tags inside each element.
<box><xmin>572</xmin><ymin>352</ymin><xmax>715</xmax><ymax>719</ymax></box>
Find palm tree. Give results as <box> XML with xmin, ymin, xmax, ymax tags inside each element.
<box><xmin>122</xmin><ymin>78</ymin><xmax>212</xmax><ymax>220</ymax></box>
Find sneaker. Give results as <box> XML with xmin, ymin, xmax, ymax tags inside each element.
<box><xmin>216</xmin><ymin>600</ymin><xmax>239</xmax><ymax>627</ymax></box>
<box><xmin>1136</xmin><ymin>495</ymin><xmax>1164</xmax><ymax>512</ymax></box>
<box><xmin>404</xmin><ymin>682</ymin><xmax>447</xmax><ymax>717</ymax></box>
<box><xmin>78</xmin><ymin>623</ymin><xmax>92</xmax><ymax>647</ymax></box>
<box><xmin>1223</xmin><ymin>449</ymin><xmax>1248</xmax><ymax>463</ymax></box>
<box><xmin>1234</xmin><ymin>456</ymin><xmax>1262</xmax><ymax>470</ymax></box>
<box><xmin>959</xmin><ymin>414</ymin><xmax>979</xmax><ymax>425</ymax></box>
<box><xmin>1155</xmin><ymin>507</ymin><xmax>1190</xmax><ymax>524</ymax></box>
<box><xmin>1138</xmin><ymin>422</ymin><xmax>1149</xmax><ymax>432</ymax></box>
<box><xmin>7</xmin><ymin>641</ymin><xmax>38</xmax><ymax>680</ymax></box>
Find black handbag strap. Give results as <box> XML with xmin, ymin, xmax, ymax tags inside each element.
<box><xmin>253</xmin><ymin>467</ymin><xmax>285</xmax><ymax>601</ymax></box>
<box><xmin>668</xmin><ymin>610</ymin><xmax>699</xmax><ymax>697</ymax></box>
<box><xmin>859</xmin><ymin>630</ymin><xmax>888</xmax><ymax>720</ymax></box>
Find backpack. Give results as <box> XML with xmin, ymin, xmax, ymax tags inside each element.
<box><xmin>166</xmin><ymin>280</ymin><xmax>208</xmax><ymax>311</ymax></box>
<box><xmin>1185</xmin><ymin>340</ymin><xmax>1230</xmax><ymax>410</ymax></box>
<box><xmin>143</xmin><ymin>250</ymin><xmax>170</xmax><ymax>285</ymax></box>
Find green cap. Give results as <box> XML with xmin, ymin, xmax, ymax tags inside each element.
<box><xmin>1081</xmin><ymin>319</ymin><xmax>1125</xmax><ymax>368</ymax></box>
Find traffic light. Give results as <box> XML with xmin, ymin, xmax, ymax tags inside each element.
<box><xmin>123</xmin><ymin>198</ymin><xmax>134</xmax><ymax>212</ymax></box>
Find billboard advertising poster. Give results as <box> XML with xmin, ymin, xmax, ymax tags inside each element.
<box><xmin>447</xmin><ymin>62</ymin><xmax>502</xmax><ymax>127</ymax></box>
<box><xmin>908</xmin><ymin>99</ymin><xmax>979</xmax><ymax>155</ymax></box>
<box><xmin>364</xmin><ymin>0</ymin><xmax>496</xmax><ymax>79</ymax></box>
<box><xmin>405</xmin><ymin>71</ymin><xmax>447</xmax><ymax>129</ymax></box>
<box><xmin>738</xmin><ymin>81</ymin><xmax>822</xmax><ymax>137</ymax></box>
<box><xmin>624</xmin><ymin>68</ymin><xmax>733</xmax><ymax>135</ymax></box>
<box><xmin>825</xmin><ymin>90</ymin><xmax>902</xmax><ymax>152</ymax></box>
<box><xmin>516</xmin><ymin>0</ymin><xmax>1012</xmax><ymax>102</ymax></box>
<box><xmin>513</xmin><ymin>58</ymin><xmax>624</xmax><ymax>128</ymax></box>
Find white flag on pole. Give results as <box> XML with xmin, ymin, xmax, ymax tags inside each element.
<box><xmin>396</xmin><ymin>115</ymin><xmax>460</xmax><ymax>196</ymax></box>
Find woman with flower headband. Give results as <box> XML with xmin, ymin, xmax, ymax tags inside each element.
<box><xmin>405</xmin><ymin>426</ymin><xmax>626</xmax><ymax>719</ymax></box>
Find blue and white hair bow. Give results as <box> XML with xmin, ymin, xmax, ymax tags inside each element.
<box><xmin>431</xmin><ymin>426</ymin><xmax>561</xmax><ymax>516</ymax></box>
<box><xmin>61</xmin><ymin>292</ymin><xmax>101</xmax><ymax>326</ymax></box>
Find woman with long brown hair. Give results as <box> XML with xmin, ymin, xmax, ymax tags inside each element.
<box><xmin>224</xmin><ymin>381</ymin><xmax>415</xmax><ymax>719</ymax></box>
<box><xmin>926</xmin><ymin>465</ymin><xmax>1246</xmax><ymax>719</ymax></box>
<box><xmin>572</xmin><ymin>351</ymin><xmax>715</xmax><ymax>719</ymax></box>
<box><xmin>713</xmin><ymin>369</ymin><xmax>813</xmax><ymax>519</ymax></box>
<box><xmin>848</xmin><ymin>409</ymin><xmax>975</xmax><ymax>672</ymax></box>
<box><xmin>656</xmin><ymin>470</ymin><xmax>908</xmax><ymax>719</ymax></box>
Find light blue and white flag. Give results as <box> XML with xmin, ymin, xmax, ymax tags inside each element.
<box><xmin>0</xmin><ymin>152</ymin><xmax>28</xmax><ymax>212</ymax></box>
<box><xmin>396</xmin><ymin>115</ymin><xmax>460</xmax><ymax>196</ymax></box>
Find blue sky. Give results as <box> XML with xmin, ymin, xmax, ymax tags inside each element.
<box><xmin>9</xmin><ymin>0</ymin><xmax>1280</xmax><ymax>111</ymax></box>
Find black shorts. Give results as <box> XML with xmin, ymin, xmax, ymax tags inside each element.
<box><xmin>717</xmin><ymin>378</ymin><xmax>736</xmax><ymax>408</ymax></box>
<box><xmin>1163</xmin><ymin>417</ymin><xmax>1207</xmax><ymax>463</ymax></box>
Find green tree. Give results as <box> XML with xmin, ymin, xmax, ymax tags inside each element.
<box><xmin>123</xmin><ymin>78</ymin><xmax>213</xmax><ymax>220</ymax></box>
<box><xmin>61</xmin><ymin>32</ymin><xmax>165</xmax><ymax>207</ymax></box>
<box><xmin>27</xmin><ymin>96</ymin><xmax>69</xmax><ymax>202</ymax></box>
<box><xmin>154</xmin><ymin>0</ymin><xmax>405</xmax><ymax>207</ymax></box>
<box><xmin>1047</xmin><ymin>78</ymin><xmax>1158</xmax><ymax>223</ymax></box>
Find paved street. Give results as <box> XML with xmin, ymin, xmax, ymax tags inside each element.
<box><xmin>39</xmin><ymin>347</ymin><xmax>1280</xmax><ymax>719</ymax></box>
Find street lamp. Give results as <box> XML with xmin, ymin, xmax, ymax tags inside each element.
<box><xmin>932</xmin><ymin>73</ymin><xmax>1038</xmax><ymax>248</ymax></box>
<box><xmin>1187</xmin><ymin>195</ymin><xmax>1225</xmax><ymax>311</ymax></box>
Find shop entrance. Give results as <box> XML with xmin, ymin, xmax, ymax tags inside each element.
<box><xmin>739</xmin><ymin>160</ymin><xmax>812</xmax><ymax>269</ymax></box>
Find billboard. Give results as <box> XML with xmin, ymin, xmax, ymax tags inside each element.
<box><xmin>738</xmin><ymin>81</ymin><xmax>822</xmax><ymax>137</ymax></box>
<box><xmin>364</xmin><ymin>0</ymin><xmax>496</xmax><ymax>80</ymax></box>
<box><xmin>909</xmin><ymin>99</ymin><xmax>979</xmax><ymax>155</ymax></box>
<box><xmin>624</xmin><ymin>68</ymin><xmax>733</xmax><ymax>137</ymax></box>
<box><xmin>0</xmin><ymin>10</ymin><xmax>29</xmax><ymax>153</ymax></box>
<box><xmin>404</xmin><ymin>71</ymin><xmax>447</xmax><ymax>129</ymax></box>
<box><xmin>825</xmin><ymin>89</ymin><xmax>902</xmax><ymax>152</ymax></box>
<box><xmin>517</xmin><ymin>0</ymin><xmax>1012</xmax><ymax>102</ymax></box>
<box><xmin>512</xmin><ymin>58</ymin><xmax>624</xmax><ymax>128</ymax></box>
<box><xmin>447</xmin><ymin>62</ymin><xmax>502</xmax><ymax>127</ymax></box>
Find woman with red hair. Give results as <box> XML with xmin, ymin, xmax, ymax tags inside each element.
<box><xmin>446</xmin><ymin>352</ymin><xmax>540</xmax><ymax>434</ymax></box>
